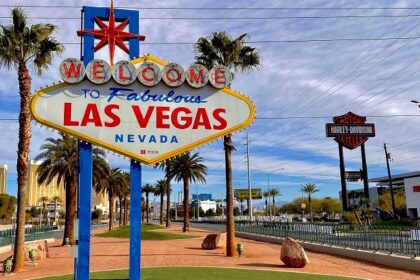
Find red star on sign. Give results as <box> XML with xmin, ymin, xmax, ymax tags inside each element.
<box><xmin>77</xmin><ymin>0</ymin><xmax>145</xmax><ymax>65</ymax></box>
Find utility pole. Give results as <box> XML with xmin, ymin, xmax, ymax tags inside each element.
<box><xmin>384</xmin><ymin>143</ymin><xmax>397</xmax><ymax>218</ymax></box>
<box><xmin>245</xmin><ymin>132</ymin><xmax>253</xmax><ymax>221</ymax></box>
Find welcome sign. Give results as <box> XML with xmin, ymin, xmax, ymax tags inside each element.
<box><xmin>30</xmin><ymin>54</ymin><xmax>256</xmax><ymax>164</ymax></box>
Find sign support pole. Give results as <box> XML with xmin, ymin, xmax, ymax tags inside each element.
<box><xmin>361</xmin><ymin>143</ymin><xmax>370</xmax><ymax>200</ymax></box>
<box><xmin>338</xmin><ymin>143</ymin><xmax>348</xmax><ymax>212</ymax></box>
<box><xmin>129</xmin><ymin>161</ymin><xmax>142</xmax><ymax>280</ymax></box>
<box><xmin>77</xmin><ymin>142</ymin><xmax>92</xmax><ymax>280</ymax></box>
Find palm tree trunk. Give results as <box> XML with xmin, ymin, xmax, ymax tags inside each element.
<box><xmin>272</xmin><ymin>197</ymin><xmax>275</xmax><ymax>216</ymax></box>
<box><xmin>183</xmin><ymin>176</ymin><xmax>190</xmax><ymax>232</ymax></box>
<box><xmin>63</xmin><ymin>176</ymin><xmax>77</xmax><ymax>246</ymax></box>
<box><xmin>265</xmin><ymin>199</ymin><xmax>268</xmax><ymax>216</ymax></box>
<box><xmin>309</xmin><ymin>195</ymin><xmax>313</xmax><ymax>222</ymax></box>
<box><xmin>109</xmin><ymin>190</ymin><xmax>114</xmax><ymax>231</ymax></box>
<box><xmin>160</xmin><ymin>193</ymin><xmax>164</xmax><ymax>225</ymax></box>
<box><xmin>13</xmin><ymin>64</ymin><xmax>31</xmax><ymax>272</ymax></box>
<box><xmin>124</xmin><ymin>197</ymin><xmax>129</xmax><ymax>225</ymax></box>
<box><xmin>146</xmin><ymin>193</ymin><xmax>150</xmax><ymax>223</ymax></box>
<box><xmin>166</xmin><ymin>179</ymin><xmax>171</xmax><ymax>227</ymax></box>
<box><xmin>119</xmin><ymin>197</ymin><xmax>123</xmax><ymax>227</ymax></box>
<box><xmin>224</xmin><ymin>134</ymin><xmax>238</xmax><ymax>257</ymax></box>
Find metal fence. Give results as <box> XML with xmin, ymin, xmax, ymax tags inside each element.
<box><xmin>236</xmin><ymin>221</ymin><xmax>420</xmax><ymax>257</ymax></box>
<box><xmin>0</xmin><ymin>225</ymin><xmax>59</xmax><ymax>247</ymax></box>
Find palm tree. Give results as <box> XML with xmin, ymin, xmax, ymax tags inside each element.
<box><xmin>168</xmin><ymin>152</ymin><xmax>207</xmax><ymax>232</ymax></box>
<box><xmin>348</xmin><ymin>190</ymin><xmax>362</xmax><ymax>225</ymax></box>
<box><xmin>38</xmin><ymin>196</ymin><xmax>49</xmax><ymax>225</ymax></box>
<box><xmin>35</xmin><ymin>133</ymin><xmax>108</xmax><ymax>245</ymax></box>
<box><xmin>156</xmin><ymin>160</ymin><xmax>174</xmax><ymax>227</ymax></box>
<box><xmin>269</xmin><ymin>188</ymin><xmax>281</xmax><ymax>216</ymax></box>
<box><xmin>300</xmin><ymin>183</ymin><xmax>319</xmax><ymax>222</ymax></box>
<box><xmin>95</xmin><ymin>167</ymin><xmax>127</xmax><ymax>231</ymax></box>
<box><xmin>263</xmin><ymin>190</ymin><xmax>270</xmax><ymax>216</ymax></box>
<box><xmin>51</xmin><ymin>196</ymin><xmax>61</xmax><ymax>225</ymax></box>
<box><xmin>155</xmin><ymin>179</ymin><xmax>167</xmax><ymax>225</ymax></box>
<box><xmin>122</xmin><ymin>172</ymin><xmax>130</xmax><ymax>225</ymax></box>
<box><xmin>0</xmin><ymin>7</ymin><xmax>64</xmax><ymax>272</ymax></box>
<box><xmin>117</xmin><ymin>172</ymin><xmax>130</xmax><ymax>226</ymax></box>
<box><xmin>194</xmin><ymin>31</ymin><xmax>260</xmax><ymax>256</ymax></box>
<box><xmin>142</xmin><ymin>184</ymin><xmax>155</xmax><ymax>224</ymax></box>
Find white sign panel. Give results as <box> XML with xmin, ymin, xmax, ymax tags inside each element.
<box><xmin>31</xmin><ymin>78</ymin><xmax>255</xmax><ymax>164</ymax></box>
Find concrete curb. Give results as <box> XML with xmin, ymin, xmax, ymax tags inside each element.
<box><xmin>236</xmin><ymin>232</ymin><xmax>420</xmax><ymax>272</ymax></box>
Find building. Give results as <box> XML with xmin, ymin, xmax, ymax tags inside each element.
<box><xmin>26</xmin><ymin>161</ymin><xmax>66</xmax><ymax>208</ymax></box>
<box><xmin>370</xmin><ymin>171</ymin><xmax>420</xmax><ymax>218</ymax></box>
<box><xmin>26</xmin><ymin>160</ymin><xmax>109</xmax><ymax>213</ymax></box>
<box><xmin>0</xmin><ymin>164</ymin><xmax>7</xmax><ymax>194</ymax></box>
<box><xmin>339</xmin><ymin>186</ymin><xmax>379</xmax><ymax>209</ymax></box>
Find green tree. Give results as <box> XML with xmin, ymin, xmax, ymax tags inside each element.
<box><xmin>91</xmin><ymin>208</ymin><xmax>103</xmax><ymax>223</ymax></box>
<box><xmin>95</xmin><ymin>167</ymin><xmax>127</xmax><ymax>231</ymax></box>
<box><xmin>142</xmin><ymin>183</ymin><xmax>155</xmax><ymax>224</ymax></box>
<box><xmin>168</xmin><ymin>152</ymin><xmax>207</xmax><ymax>232</ymax></box>
<box><xmin>115</xmin><ymin>172</ymin><xmax>130</xmax><ymax>227</ymax></box>
<box><xmin>50</xmin><ymin>196</ymin><xmax>61</xmax><ymax>225</ymax></box>
<box><xmin>194</xmin><ymin>31</ymin><xmax>260</xmax><ymax>257</ymax></box>
<box><xmin>26</xmin><ymin>206</ymin><xmax>40</xmax><ymax>219</ymax></box>
<box><xmin>0</xmin><ymin>194</ymin><xmax>16</xmax><ymax>219</ymax></box>
<box><xmin>375</xmin><ymin>188</ymin><xmax>406</xmax><ymax>218</ymax></box>
<box><xmin>34</xmin><ymin>133</ymin><xmax>108</xmax><ymax>244</ymax></box>
<box><xmin>269</xmin><ymin>188</ymin><xmax>280</xmax><ymax>216</ymax></box>
<box><xmin>154</xmin><ymin>179</ymin><xmax>167</xmax><ymax>225</ymax></box>
<box><xmin>320</xmin><ymin>197</ymin><xmax>342</xmax><ymax>219</ymax></box>
<box><xmin>300</xmin><ymin>183</ymin><xmax>319</xmax><ymax>222</ymax></box>
<box><xmin>348</xmin><ymin>190</ymin><xmax>362</xmax><ymax>225</ymax></box>
<box><xmin>0</xmin><ymin>7</ymin><xmax>63</xmax><ymax>272</ymax></box>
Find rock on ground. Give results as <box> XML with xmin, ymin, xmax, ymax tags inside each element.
<box><xmin>201</xmin><ymin>232</ymin><xmax>226</xmax><ymax>249</ymax></box>
<box><xmin>280</xmin><ymin>237</ymin><xmax>309</xmax><ymax>268</ymax></box>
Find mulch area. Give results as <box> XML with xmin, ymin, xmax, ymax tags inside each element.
<box><xmin>0</xmin><ymin>224</ymin><xmax>419</xmax><ymax>280</ymax></box>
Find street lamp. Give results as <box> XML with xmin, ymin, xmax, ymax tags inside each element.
<box><xmin>252</xmin><ymin>168</ymin><xmax>285</xmax><ymax>216</ymax></box>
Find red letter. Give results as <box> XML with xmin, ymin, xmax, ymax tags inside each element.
<box><xmin>156</xmin><ymin>107</ymin><xmax>170</xmax><ymax>129</ymax></box>
<box><xmin>118</xmin><ymin>65</ymin><xmax>130</xmax><ymax>80</ymax></box>
<box><xmin>213</xmin><ymin>108</ymin><xmax>227</xmax><ymax>130</ymax></box>
<box><xmin>141</xmin><ymin>67</ymin><xmax>154</xmax><ymax>82</ymax></box>
<box><xmin>104</xmin><ymin>104</ymin><xmax>120</xmax><ymax>127</ymax></box>
<box><xmin>166</xmin><ymin>68</ymin><xmax>181</xmax><ymax>83</ymax></box>
<box><xmin>132</xmin><ymin>106</ymin><xmax>155</xmax><ymax>128</ymax></box>
<box><xmin>172</xmin><ymin>107</ymin><xmax>192</xmax><ymax>129</ymax></box>
<box><xmin>189</xmin><ymin>68</ymin><xmax>205</xmax><ymax>83</ymax></box>
<box><xmin>214</xmin><ymin>69</ymin><xmax>225</xmax><ymax>85</ymax></box>
<box><xmin>80</xmin><ymin>103</ymin><xmax>102</xmax><ymax>127</ymax></box>
<box><xmin>92</xmin><ymin>63</ymin><xmax>104</xmax><ymax>79</ymax></box>
<box><xmin>193</xmin><ymin>108</ymin><xmax>211</xmax><ymax>129</ymax></box>
<box><xmin>63</xmin><ymin>63</ymin><xmax>82</xmax><ymax>78</ymax></box>
<box><xmin>63</xmin><ymin>103</ymin><xmax>79</xmax><ymax>126</ymax></box>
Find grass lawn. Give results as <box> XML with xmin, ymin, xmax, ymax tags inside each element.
<box><xmin>96</xmin><ymin>224</ymin><xmax>197</xmax><ymax>240</ymax></box>
<box><xmin>40</xmin><ymin>267</ymin><xmax>361</xmax><ymax>280</ymax></box>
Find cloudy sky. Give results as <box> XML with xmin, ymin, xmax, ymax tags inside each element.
<box><xmin>1</xmin><ymin>0</ymin><xmax>420</xmax><ymax>206</ymax></box>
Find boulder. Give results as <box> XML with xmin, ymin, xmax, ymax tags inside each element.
<box><xmin>280</xmin><ymin>237</ymin><xmax>309</xmax><ymax>268</ymax></box>
<box><xmin>201</xmin><ymin>232</ymin><xmax>226</xmax><ymax>249</ymax></box>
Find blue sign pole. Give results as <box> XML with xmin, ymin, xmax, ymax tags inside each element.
<box><xmin>130</xmin><ymin>161</ymin><xmax>142</xmax><ymax>280</ymax></box>
<box><xmin>77</xmin><ymin>142</ymin><xmax>92</xmax><ymax>279</ymax></box>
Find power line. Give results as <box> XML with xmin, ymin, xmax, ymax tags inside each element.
<box><xmin>3</xmin><ymin>15</ymin><xmax>420</xmax><ymax>20</ymax></box>
<box><xmin>0</xmin><ymin>5</ymin><xmax>418</xmax><ymax>10</ymax></box>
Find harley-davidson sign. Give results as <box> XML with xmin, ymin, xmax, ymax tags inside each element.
<box><xmin>326</xmin><ymin>112</ymin><xmax>375</xmax><ymax>149</ymax></box>
<box><xmin>31</xmin><ymin>54</ymin><xmax>255</xmax><ymax>164</ymax></box>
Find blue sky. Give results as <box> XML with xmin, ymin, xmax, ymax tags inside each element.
<box><xmin>1</xmin><ymin>0</ymin><xmax>420</xmax><ymax>207</ymax></box>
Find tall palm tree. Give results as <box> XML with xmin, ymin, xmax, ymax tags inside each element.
<box><xmin>121</xmin><ymin>172</ymin><xmax>130</xmax><ymax>225</ymax></box>
<box><xmin>269</xmin><ymin>188</ymin><xmax>280</xmax><ymax>216</ymax></box>
<box><xmin>116</xmin><ymin>172</ymin><xmax>130</xmax><ymax>227</ymax></box>
<box><xmin>154</xmin><ymin>179</ymin><xmax>167</xmax><ymax>225</ymax></box>
<box><xmin>35</xmin><ymin>133</ymin><xmax>108</xmax><ymax>244</ymax></box>
<box><xmin>95</xmin><ymin>167</ymin><xmax>127</xmax><ymax>231</ymax></box>
<box><xmin>156</xmin><ymin>160</ymin><xmax>174</xmax><ymax>227</ymax></box>
<box><xmin>300</xmin><ymin>183</ymin><xmax>319</xmax><ymax>222</ymax></box>
<box><xmin>168</xmin><ymin>152</ymin><xmax>207</xmax><ymax>232</ymax></box>
<box><xmin>0</xmin><ymin>7</ymin><xmax>63</xmax><ymax>271</ymax></box>
<box><xmin>263</xmin><ymin>190</ymin><xmax>270</xmax><ymax>216</ymax></box>
<box><xmin>38</xmin><ymin>196</ymin><xmax>49</xmax><ymax>225</ymax></box>
<box><xmin>194</xmin><ymin>31</ymin><xmax>260</xmax><ymax>256</ymax></box>
<box><xmin>51</xmin><ymin>196</ymin><xmax>61</xmax><ymax>225</ymax></box>
<box><xmin>142</xmin><ymin>184</ymin><xmax>155</xmax><ymax>224</ymax></box>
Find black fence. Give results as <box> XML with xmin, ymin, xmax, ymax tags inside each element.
<box><xmin>236</xmin><ymin>221</ymin><xmax>420</xmax><ymax>257</ymax></box>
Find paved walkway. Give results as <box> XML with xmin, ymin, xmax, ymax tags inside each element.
<box><xmin>1</xmin><ymin>225</ymin><xmax>420</xmax><ymax>280</ymax></box>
